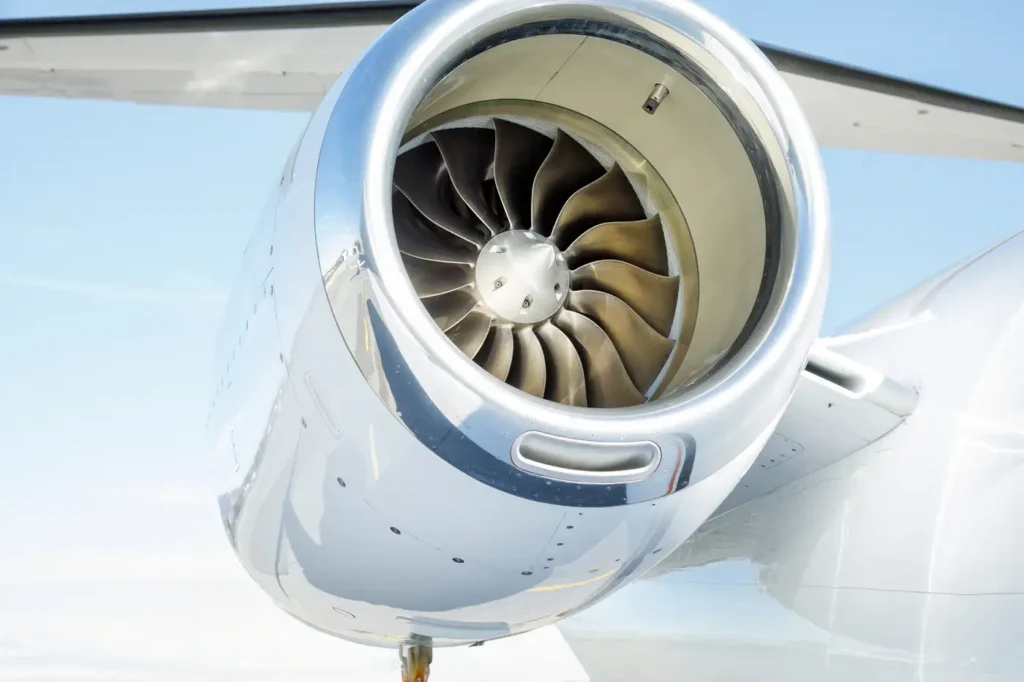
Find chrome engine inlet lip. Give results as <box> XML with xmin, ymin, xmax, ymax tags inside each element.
<box><xmin>312</xmin><ymin>0</ymin><xmax>829</xmax><ymax>484</ymax></box>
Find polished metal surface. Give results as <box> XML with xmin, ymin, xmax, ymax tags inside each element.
<box><xmin>511</xmin><ymin>431</ymin><xmax>662</xmax><ymax>484</ymax></box>
<box><xmin>474</xmin><ymin>230</ymin><xmax>569</xmax><ymax>324</ymax></box>
<box><xmin>208</xmin><ymin>0</ymin><xmax>829</xmax><ymax>654</ymax></box>
<box><xmin>559</xmin><ymin>231</ymin><xmax>1024</xmax><ymax>681</ymax></box>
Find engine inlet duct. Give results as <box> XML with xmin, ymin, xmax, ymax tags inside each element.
<box><xmin>210</xmin><ymin>0</ymin><xmax>830</xmax><ymax>665</ymax></box>
<box><xmin>394</xmin><ymin>120</ymin><xmax>679</xmax><ymax>407</ymax></box>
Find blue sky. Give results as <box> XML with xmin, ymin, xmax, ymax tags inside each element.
<box><xmin>1</xmin><ymin>0</ymin><xmax>1024</xmax><ymax>678</ymax></box>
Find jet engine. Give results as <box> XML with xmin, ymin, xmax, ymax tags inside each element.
<box><xmin>208</xmin><ymin>0</ymin><xmax>829</xmax><ymax>661</ymax></box>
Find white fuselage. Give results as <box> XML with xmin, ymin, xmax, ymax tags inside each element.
<box><xmin>559</xmin><ymin>230</ymin><xmax>1024</xmax><ymax>681</ymax></box>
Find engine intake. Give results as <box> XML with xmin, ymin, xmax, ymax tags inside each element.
<box><xmin>213</xmin><ymin>0</ymin><xmax>829</xmax><ymax>653</ymax></box>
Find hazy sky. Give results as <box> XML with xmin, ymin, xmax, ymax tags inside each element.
<box><xmin>1</xmin><ymin>0</ymin><xmax>1024</xmax><ymax>679</ymax></box>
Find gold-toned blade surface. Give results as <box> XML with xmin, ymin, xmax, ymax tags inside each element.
<box><xmin>446</xmin><ymin>312</ymin><xmax>492</xmax><ymax>358</ymax></box>
<box><xmin>394</xmin><ymin>142</ymin><xmax>486</xmax><ymax>248</ymax></box>
<box><xmin>571</xmin><ymin>260</ymin><xmax>679</xmax><ymax>337</ymax></box>
<box><xmin>403</xmin><ymin>258</ymin><xmax>474</xmax><ymax>297</ymax></box>
<box><xmin>564</xmin><ymin>216</ymin><xmax>669</xmax><ymax>275</ymax></box>
<box><xmin>475</xmin><ymin>324</ymin><xmax>514</xmax><ymax>381</ymax></box>
<box><xmin>549</xmin><ymin>165</ymin><xmax>646</xmax><ymax>249</ymax></box>
<box><xmin>569</xmin><ymin>289</ymin><xmax>675</xmax><ymax>392</ymax></box>
<box><xmin>393</xmin><ymin>192</ymin><xmax>477</xmax><ymax>264</ymax></box>
<box><xmin>422</xmin><ymin>290</ymin><xmax>477</xmax><ymax>331</ymax></box>
<box><xmin>535</xmin><ymin>322</ymin><xmax>587</xmax><ymax>406</ymax></box>
<box><xmin>432</xmin><ymin>128</ymin><xmax>505</xmax><ymax>235</ymax></box>
<box><xmin>494</xmin><ymin>119</ymin><xmax>553</xmax><ymax>230</ymax></box>
<box><xmin>507</xmin><ymin>327</ymin><xmax>547</xmax><ymax>398</ymax></box>
<box><xmin>531</xmin><ymin>130</ymin><xmax>604</xmax><ymax>236</ymax></box>
<box><xmin>554</xmin><ymin>309</ymin><xmax>644</xmax><ymax>408</ymax></box>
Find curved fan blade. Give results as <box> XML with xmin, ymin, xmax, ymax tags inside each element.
<box><xmin>432</xmin><ymin>128</ymin><xmax>505</xmax><ymax>236</ymax></box>
<box><xmin>549</xmin><ymin>165</ymin><xmax>646</xmax><ymax>249</ymax></box>
<box><xmin>393</xmin><ymin>193</ymin><xmax>477</xmax><ymax>264</ymax></box>
<box><xmin>564</xmin><ymin>216</ymin><xmax>669</xmax><ymax>275</ymax></box>
<box><xmin>403</xmin><ymin>258</ymin><xmax>474</xmax><ymax>297</ymax></box>
<box><xmin>507</xmin><ymin>327</ymin><xmax>547</xmax><ymax>398</ymax></box>
<box><xmin>394</xmin><ymin>142</ymin><xmax>486</xmax><ymax>248</ymax></box>
<box><xmin>553</xmin><ymin>309</ymin><xmax>644</xmax><ymax>408</ymax></box>
<box><xmin>475</xmin><ymin>324</ymin><xmax>514</xmax><ymax>381</ymax></box>
<box><xmin>447</xmin><ymin>312</ymin><xmax>493</xmax><ymax>358</ymax></box>
<box><xmin>422</xmin><ymin>290</ymin><xmax>477</xmax><ymax>331</ymax></box>
<box><xmin>494</xmin><ymin>119</ymin><xmax>553</xmax><ymax>230</ymax></box>
<box><xmin>484</xmin><ymin>179</ymin><xmax>506</xmax><ymax>228</ymax></box>
<box><xmin>535</xmin><ymin>322</ymin><xmax>587</xmax><ymax>406</ymax></box>
<box><xmin>531</xmin><ymin>130</ymin><xmax>605</xmax><ymax>236</ymax></box>
<box><xmin>571</xmin><ymin>260</ymin><xmax>678</xmax><ymax>336</ymax></box>
<box><xmin>569</xmin><ymin>290</ymin><xmax>675</xmax><ymax>391</ymax></box>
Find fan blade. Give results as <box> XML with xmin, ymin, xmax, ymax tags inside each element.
<box><xmin>507</xmin><ymin>327</ymin><xmax>547</xmax><ymax>398</ymax></box>
<box><xmin>484</xmin><ymin>179</ymin><xmax>507</xmax><ymax>231</ymax></box>
<box><xmin>422</xmin><ymin>290</ymin><xmax>477</xmax><ymax>331</ymax></box>
<box><xmin>569</xmin><ymin>290</ymin><xmax>675</xmax><ymax>392</ymax></box>
<box><xmin>447</xmin><ymin>312</ymin><xmax>492</xmax><ymax>358</ymax></box>
<box><xmin>475</xmin><ymin>324</ymin><xmax>514</xmax><ymax>381</ymax></box>
<box><xmin>553</xmin><ymin>309</ymin><xmax>644</xmax><ymax>408</ymax></box>
<box><xmin>549</xmin><ymin>165</ymin><xmax>646</xmax><ymax>249</ymax></box>
<box><xmin>535</xmin><ymin>322</ymin><xmax>587</xmax><ymax>406</ymax></box>
<box><xmin>394</xmin><ymin>142</ymin><xmax>486</xmax><ymax>248</ymax></box>
<box><xmin>531</xmin><ymin>130</ymin><xmax>605</xmax><ymax>236</ymax></box>
<box><xmin>403</xmin><ymin>258</ymin><xmax>474</xmax><ymax>297</ymax></box>
<box><xmin>494</xmin><ymin>119</ymin><xmax>553</xmax><ymax>230</ymax></box>
<box><xmin>564</xmin><ymin>216</ymin><xmax>669</xmax><ymax>275</ymax></box>
<box><xmin>432</xmin><ymin>128</ymin><xmax>505</xmax><ymax>236</ymax></box>
<box><xmin>393</xmin><ymin>193</ymin><xmax>477</xmax><ymax>264</ymax></box>
<box><xmin>571</xmin><ymin>260</ymin><xmax>679</xmax><ymax>336</ymax></box>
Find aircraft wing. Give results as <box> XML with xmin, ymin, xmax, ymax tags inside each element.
<box><xmin>691</xmin><ymin>344</ymin><xmax>919</xmax><ymax>524</ymax></box>
<box><xmin>2</xmin><ymin>1</ymin><xmax>1024</xmax><ymax>161</ymax></box>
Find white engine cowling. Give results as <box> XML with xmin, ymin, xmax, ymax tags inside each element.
<box><xmin>209</xmin><ymin>0</ymin><xmax>829</xmax><ymax>651</ymax></box>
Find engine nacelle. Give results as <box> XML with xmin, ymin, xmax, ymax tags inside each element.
<box><xmin>209</xmin><ymin>0</ymin><xmax>829</xmax><ymax>650</ymax></box>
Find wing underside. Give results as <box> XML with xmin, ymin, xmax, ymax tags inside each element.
<box><xmin>2</xmin><ymin>2</ymin><xmax>1024</xmax><ymax>161</ymax></box>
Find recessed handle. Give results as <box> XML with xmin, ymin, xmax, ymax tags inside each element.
<box><xmin>511</xmin><ymin>431</ymin><xmax>661</xmax><ymax>485</ymax></box>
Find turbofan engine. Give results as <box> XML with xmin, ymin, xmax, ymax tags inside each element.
<box><xmin>209</xmin><ymin>0</ymin><xmax>829</xmax><ymax>668</ymax></box>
